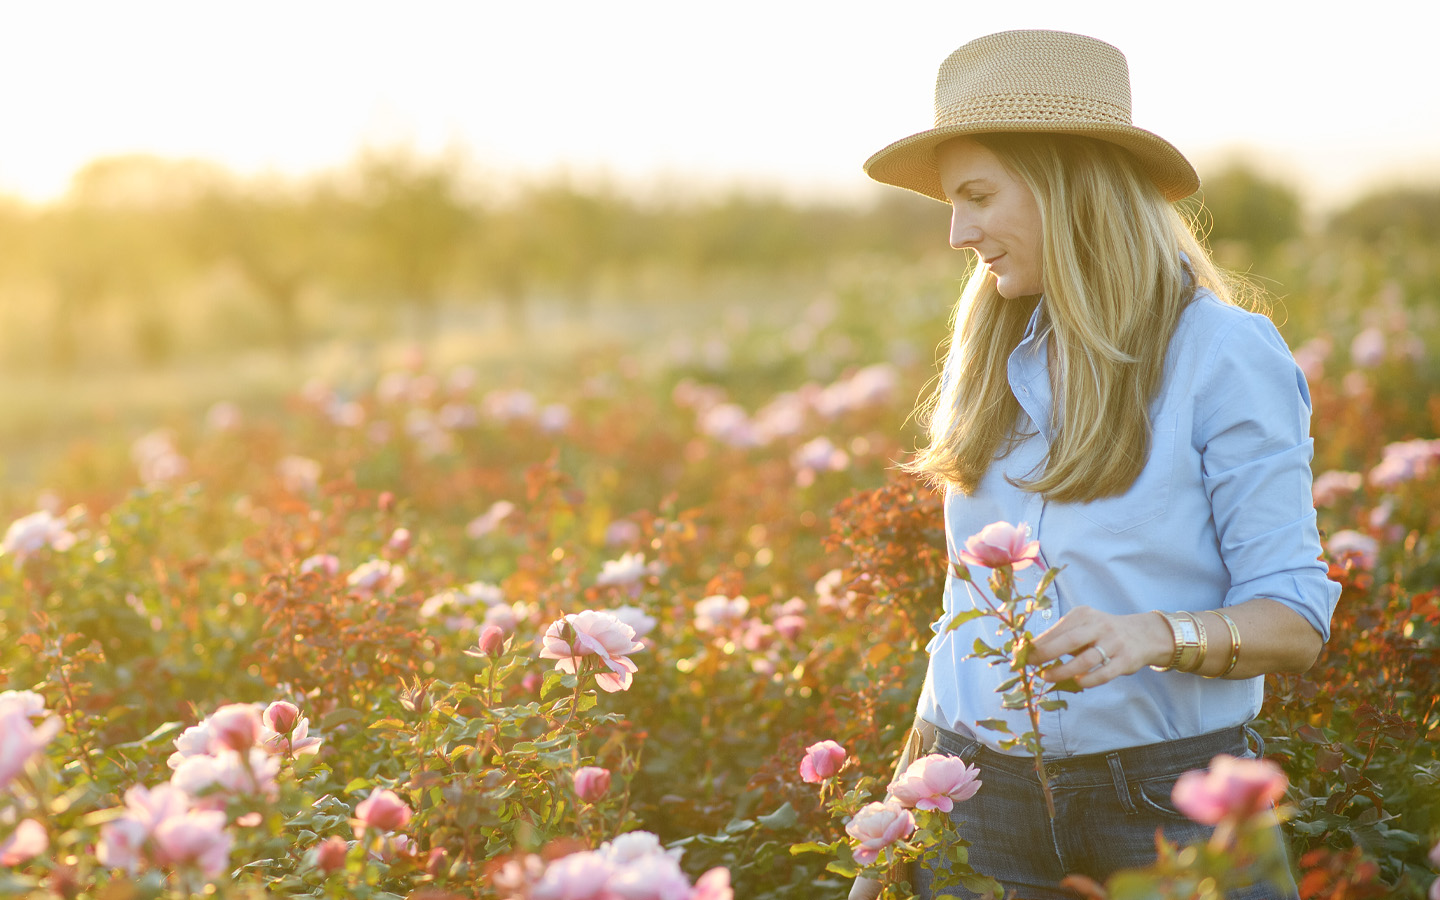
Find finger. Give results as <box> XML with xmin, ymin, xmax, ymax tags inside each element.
<box><xmin>1040</xmin><ymin>644</ymin><xmax>1108</xmax><ymax>683</ymax></box>
<box><xmin>1030</xmin><ymin>620</ymin><xmax>1107</xmax><ymax>667</ymax></box>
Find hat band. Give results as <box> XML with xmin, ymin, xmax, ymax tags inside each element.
<box><xmin>934</xmin><ymin>93</ymin><xmax>1132</xmax><ymax>129</ymax></box>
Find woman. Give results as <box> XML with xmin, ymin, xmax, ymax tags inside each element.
<box><xmin>850</xmin><ymin>30</ymin><xmax>1339</xmax><ymax>900</ymax></box>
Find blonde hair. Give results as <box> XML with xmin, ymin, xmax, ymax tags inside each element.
<box><xmin>905</xmin><ymin>133</ymin><xmax>1249</xmax><ymax>502</ymax></box>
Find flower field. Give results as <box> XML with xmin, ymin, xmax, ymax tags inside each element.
<box><xmin>2</xmin><ymin>254</ymin><xmax>1439</xmax><ymax>898</ymax></box>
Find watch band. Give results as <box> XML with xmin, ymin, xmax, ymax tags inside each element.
<box><xmin>1150</xmin><ymin>610</ymin><xmax>1204</xmax><ymax>673</ymax></box>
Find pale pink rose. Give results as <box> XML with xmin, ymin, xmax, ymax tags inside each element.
<box><xmin>605</xmin><ymin>519</ymin><xmax>642</xmax><ymax>547</ymax></box>
<box><xmin>483</xmin><ymin>602</ymin><xmax>520</xmax><ymax>636</ymax></box>
<box><xmin>691</xmin><ymin>867</ymin><xmax>734</xmax><ymax>900</ymax></box>
<box><xmin>845</xmin><ymin>800</ymin><xmax>915</xmax><ymax>865</ymax></box>
<box><xmin>346</xmin><ymin>559</ymin><xmax>405</xmax><ymax>597</ymax></box>
<box><xmin>0</xmin><ymin>701</ymin><xmax>62</xmax><ymax>789</ymax></box>
<box><xmin>1311</xmin><ymin>470</ymin><xmax>1362</xmax><ymax>507</ymax></box>
<box><xmin>773</xmin><ymin>613</ymin><xmax>806</xmax><ymax>641</ymax></box>
<box><xmin>693</xmin><ymin>595</ymin><xmax>749</xmax><ymax>633</ymax></box>
<box><xmin>887</xmin><ymin>754</ymin><xmax>982</xmax><ymax>812</ymax></box>
<box><xmin>799</xmin><ymin>740</ymin><xmax>847</xmax><ymax>783</ymax></box>
<box><xmin>0</xmin><ymin>819</ymin><xmax>48</xmax><ymax>865</ymax></box>
<box><xmin>572</xmin><ymin>766</ymin><xmax>612</xmax><ymax>803</ymax></box>
<box><xmin>386</xmin><ymin>527</ymin><xmax>412</xmax><ymax>555</ymax></box>
<box><xmin>0</xmin><ymin>691</ymin><xmax>48</xmax><ymax>718</ymax></box>
<box><xmin>97</xmin><ymin>817</ymin><xmax>150</xmax><ymax>874</ymax></box>
<box><xmin>698</xmin><ymin>403</ymin><xmax>761</xmax><ymax>448</ymax></box>
<box><xmin>315</xmin><ymin>835</ymin><xmax>349</xmax><ymax>873</ymax></box>
<box><xmin>1429</xmin><ymin>875</ymin><xmax>1439</xmax><ymax>900</ymax></box>
<box><xmin>538</xmin><ymin>610</ymin><xmax>644</xmax><ymax>693</ymax></box>
<box><xmin>792</xmin><ymin>436</ymin><xmax>850</xmax><ymax>475</ymax></box>
<box><xmin>170</xmin><ymin>748</ymin><xmax>279</xmax><ymax>805</ymax></box>
<box><xmin>959</xmin><ymin>521</ymin><xmax>1042</xmax><ymax>571</ymax></box>
<box><xmin>606</xmin><ymin>852</ymin><xmax>693</xmax><ymax>900</ymax></box>
<box><xmin>1369</xmin><ymin>438</ymin><xmax>1440</xmax><ymax>488</ymax></box>
<box><xmin>1171</xmin><ymin>754</ymin><xmax>1288</xmax><ymax>825</ymax></box>
<box><xmin>595</xmin><ymin>552</ymin><xmax>650</xmax><ymax>588</ymax></box>
<box><xmin>2</xmin><ymin>510</ymin><xmax>77</xmax><ymax>562</ymax></box>
<box><xmin>599</xmin><ymin>831</ymin><xmax>682</xmax><ymax>865</ymax></box>
<box><xmin>1327</xmin><ymin>530</ymin><xmax>1379</xmax><ymax>570</ymax></box>
<box><xmin>355</xmin><ymin>789</ymin><xmax>412</xmax><ymax>833</ymax></box>
<box><xmin>466</xmin><ymin>501</ymin><xmax>516</xmax><ymax>539</ymax></box>
<box><xmin>531</xmin><ymin>850</ymin><xmax>615</xmax><ymax>900</ymax></box>
<box><xmin>539</xmin><ymin>403</ymin><xmax>571</xmax><ymax>433</ymax></box>
<box><xmin>152</xmin><ymin>809</ymin><xmax>232</xmax><ymax>875</ymax></box>
<box><xmin>277</xmin><ymin>455</ymin><xmax>322</xmax><ymax>494</ymax></box>
<box><xmin>208</xmin><ymin>703</ymin><xmax>263</xmax><ymax>752</ymax></box>
<box><xmin>609</xmin><ymin>605</ymin><xmax>657</xmax><ymax>641</ymax></box>
<box><xmin>1351</xmin><ymin>327</ymin><xmax>1386</xmax><ymax>368</ymax></box>
<box><xmin>263</xmin><ymin>701</ymin><xmax>300</xmax><ymax>735</ymax></box>
<box><xmin>300</xmin><ymin>554</ymin><xmax>341</xmax><ymax>577</ymax></box>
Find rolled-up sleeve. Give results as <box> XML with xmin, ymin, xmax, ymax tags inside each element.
<box><xmin>1196</xmin><ymin>313</ymin><xmax>1340</xmax><ymax>641</ymax></box>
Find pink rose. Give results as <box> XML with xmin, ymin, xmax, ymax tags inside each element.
<box><xmin>263</xmin><ymin>701</ymin><xmax>300</xmax><ymax>735</ymax></box>
<box><xmin>538</xmin><ymin>610</ymin><xmax>645</xmax><ymax>693</ymax></box>
<box><xmin>0</xmin><ymin>819</ymin><xmax>48</xmax><ymax>866</ymax></box>
<box><xmin>1326</xmin><ymin>530</ymin><xmax>1379</xmax><ymax>571</ymax></box>
<box><xmin>845</xmin><ymin>800</ymin><xmax>915</xmax><ymax>865</ymax></box>
<box><xmin>1429</xmin><ymin>876</ymin><xmax>1439</xmax><ymax>900</ymax></box>
<box><xmin>355</xmin><ymin>789</ymin><xmax>412</xmax><ymax>834</ymax></box>
<box><xmin>0</xmin><ymin>701</ymin><xmax>61</xmax><ymax>790</ymax></box>
<box><xmin>531</xmin><ymin>850</ymin><xmax>615</xmax><ymax>900</ymax></box>
<box><xmin>958</xmin><ymin>521</ymin><xmax>1042</xmax><ymax>571</ymax></box>
<box><xmin>573</xmin><ymin>766</ymin><xmax>612</xmax><ymax>803</ymax></box>
<box><xmin>315</xmin><ymin>835</ymin><xmax>349</xmax><ymax>873</ymax></box>
<box><xmin>887</xmin><ymin>754</ymin><xmax>983</xmax><ymax>812</ymax></box>
<box><xmin>799</xmin><ymin>740</ymin><xmax>847</xmax><ymax>783</ymax></box>
<box><xmin>478</xmin><ymin>624</ymin><xmax>507</xmax><ymax>657</ymax></box>
<box><xmin>151</xmin><ymin>810</ymin><xmax>233</xmax><ymax>876</ymax></box>
<box><xmin>1311</xmin><ymin>470</ymin><xmax>1362</xmax><ymax>507</ymax></box>
<box><xmin>773</xmin><ymin>613</ymin><xmax>806</xmax><ymax>641</ymax></box>
<box><xmin>207</xmin><ymin>703</ymin><xmax>263</xmax><ymax>752</ymax></box>
<box><xmin>1171</xmin><ymin>754</ymin><xmax>1288</xmax><ymax>825</ymax></box>
<box><xmin>605</xmin><ymin>852</ymin><xmax>692</xmax><ymax>900</ymax></box>
<box><xmin>691</xmin><ymin>867</ymin><xmax>734</xmax><ymax>900</ymax></box>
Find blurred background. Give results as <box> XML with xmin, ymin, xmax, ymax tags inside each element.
<box><xmin>1</xmin><ymin>0</ymin><xmax>1437</xmax><ymax>484</ymax></box>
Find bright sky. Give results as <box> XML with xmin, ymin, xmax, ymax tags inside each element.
<box><xmin>1</xmin><ymin>1</ymin><xmax>1437</xmax><ymax>210</ymax></box>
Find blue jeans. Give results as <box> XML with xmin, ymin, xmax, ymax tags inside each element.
<box><xmin>912</xmin><ymin>725</ymin><xmax>1300</xmax><ymax>900</ymax></box>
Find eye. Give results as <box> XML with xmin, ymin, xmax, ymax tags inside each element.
<box><xmin>966</xmin><ymin>193</ymin><xmax>990</xmax><ymax>206</ymax></box>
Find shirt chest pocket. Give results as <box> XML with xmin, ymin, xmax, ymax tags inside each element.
<box><xmin>1073</xmin><ymin>425</ymin><xmax>1178</xmax><ymax>533</ymax></box>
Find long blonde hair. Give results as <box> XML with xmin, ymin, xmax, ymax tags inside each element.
<box><xmin>905</xmin><ymin>133</ymin><xmax>1246</xmax><ymax>502</ymax></box>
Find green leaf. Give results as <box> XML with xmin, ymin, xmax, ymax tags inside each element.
<box><xmin>974</xmin><ymin>719</ymin><xmax>1011</xmax><ymax>733</ymax></box>
<box><xmin>724</xmin><ymin>818</ymin><xmax>756</xmax><ymax>835</ymax></box>
<box><xmin>1038</xmin><ymin>699</ymin><xmax>1068</xmax><ymax>711</ymax></box>
<box><xmin>943</xmin><ymin>608</ymin><xmax>985</xmax><ymax>632</ymax></box>
<box><xmin>972</xmin><ymin>638</ymin><xmax>999</xmax><ymax>657</ymax></box>
<box><xmin>320</xmin><ymin>708</ymin><xmax>365</xmax><ymax>729</ymax></box>
<box><xmin>757</xmin><ymin>802</ymin><xmax>799</xmax><ymax>830</ymax></box>
<box><xmin>1051</xmin><ymin>678</ymin><xmax>1085</xmax><ymax>693</ymax></box>
<box><xmin>788</xmin><ymin>841</ymin><xmax>833</xmax><ymax>856</ymax></box>
<box><xmin>826</xmin><ymin>859</ymin><xmax>860</xmax><ymax>878</ymax></box>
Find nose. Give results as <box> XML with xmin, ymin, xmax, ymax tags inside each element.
<box><xmin>949</xmin><ymin>205</ymin><xmax>980</xmax><ymax>250</ymax></box>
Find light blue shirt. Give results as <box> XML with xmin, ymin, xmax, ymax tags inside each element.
<box><xmin>916</xmin><ymin>290</ymin><xmax>1341</xmax><ymax>757</ymax></box>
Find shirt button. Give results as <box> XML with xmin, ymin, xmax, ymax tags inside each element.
<box><xmin>1042</xmin><ymin>609</ymin><xmax>1054</xmax><ymax>620</ymax></box>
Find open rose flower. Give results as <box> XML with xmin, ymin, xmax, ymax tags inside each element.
<box><xmin>845</xmin><ymin>800</ymin><xmax>915</xmax><ymax>865</ymax></box>
<box><xmin>1171</xmin><ymin>754</ymin><xmax>1288</xmax><ymax>825</ymax></box>
<box><xmin>0</xmin><ymin>699</ymin><xmax>62</xmax><ymax>790</ymax></box>
<box><xmin>958</xmin><ymin>521</ymin><xmax>1042</xmax><ymax>571</ymax></box>
<box><xmin>0</xmin><ymin>819</ymin><xmax>48</xmax><ymax>866</ymax></box>
<box><xmin>538</xmin><ymin>610</ymin><xmax>644</xmax><ymax>693</ymax></box>
<box><xmin>151</xmin><ymin>809</ymin><xmax>233</xmax><ymax>876</ymax></box>
<box><xmin>355</xmin><ymin>789</ymin><xmax>412</xmax><ymax>834</ymax></box>
<box><xmin>888</xmin><ymin>754</ymin><xmax>983</xmax><ymax>812</ymax></box>
<box><xmin>799</xmin><ymin>740</ymin><xmax>847</xmax><ymax>783</ymax></box>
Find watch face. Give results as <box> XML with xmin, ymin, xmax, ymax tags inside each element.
<box><xmin>1176</xmin><ymin>621</ymin><xmax>1200</xmax><ymax>643</ymax></box>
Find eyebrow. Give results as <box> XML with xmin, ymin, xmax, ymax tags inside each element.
<box><xmin>947</xmin><ymin>178</ymin><xmax>991</xmax><ymax>196</ymax></box>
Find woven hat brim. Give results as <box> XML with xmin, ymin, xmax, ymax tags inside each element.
<box><xmin>864</xmin><ymin>122</ymin><xmax>1199</xmax><ymax>204</ymax></box>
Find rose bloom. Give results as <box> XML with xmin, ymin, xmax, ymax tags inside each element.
<box><xmin>799</xmin><ymin>740</ymin><xmax>847</xmax><ymax>783</ymax></box>
<box><xmin>530</xmin><ymin>850</ymin><xmax>615</xmax><ymax>900</ymax></box>
<box><xmin>151</xmin><ymin>809</ymin><xmax>233</xmax><ymax>876</ymax></box>
<box><xmin>845</xmin><ymin>800</ymin><xmax>916</xmax><ymax>865</ymax></box>
<box><xmin>170</xmin><ymin>748</ymin><xmax>280</xmax><ymax>807</ymax></box>
<box><xmin>347</xmin><ymin>559</ymin><xmax>406</xmax><ymax>597</ymax></box>
<box><xmin>315</xmin><ymin>835</ymin><xmax>349</xmax><ymax>873</ymax></box>
<box><xmin>538</xmin><ymin>610</ymin><xmax>645</xmax><ymax>693</ymax></box>
<box><xmin>1327</xmin><ymin>530</ymin><xmax>1379</xmax><ymax>571</ymax></box>
<box><xmin>0</xmin><ymin>819</ymin><xmax>47</xmax><ymax>866</ymax></box>
<box><xmin>1171</xmin><ymin>754</ymin><xmax>1288</xmax><ymax>825</ymax></box>
<box><xmin>595</xmin><ymin>552</ymin><xmax>650</xmax><ymax>588</ymax></box>
<box><xmin>1311</xmin><ymin>470</ymin><xmax>1362</xmax><ymax>507</ymax></box>
<box><xmin>572</xmin><ymin>766</ymin><xmax>612</xmax><ymax>803</ymax></box>
<box><xmin>959</xmin><ymin>521</ymin><xmax>1042</xmax><ymax>571</ymax></box>
<box><xmin>0</xmin><ymin>700</ymin><xmax>62</xmax><ymax>790</ymax></box>
<box><xmin>355</xmin><ymin>789</ymin><xmax>412</xmax><ymax>834</ymax></box>
<box><xmin>299</xmin><ymin>553</ymin><xmax>341</xmax><ymax>577</ymax></box>
<box><xmin>2</xmin><ymin>510</ymin><xmax>77</xmax><ymax>562</ymax></box>
<box><xmin>207</xmin><ymin>703</ymin><xmax>263</xmax><ymax>752</ymax></box>
<box><xmin>262</xmin><ymin>701</ymin><xmax>300</xmax><ymax>735</ymax></box>
<box><xmin>693</xmin><ymin>595</ymin><xmax>750</xmax><ymax>633</ymax></box>
<box><xmin>888</xmin><ymin>754</ymin><xmax>982</xmax><ymax>812</ymax></box>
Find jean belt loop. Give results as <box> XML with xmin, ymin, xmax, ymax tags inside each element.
<box><xmin>1106</xmin><ymin>751</ymin><xmax>1136</xmax><ymax>814</ymax></box>
<box><xmin>1243</xmin><ymin>724</ymin><xmax>1266</xmax><ymax>759</ymax></box>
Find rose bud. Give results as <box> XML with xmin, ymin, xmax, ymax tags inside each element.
<box><xmin>572</xmin><ymin>766</ymin><xmax>612</xmax><ymax>803</ymax></box>
<box><xmin>478</xmin><ymin>624</ymin><xmax>506</xmax><ymax>657</ymax></box>
<box><xmin>263</xmin><ymin>701</ymin><xmax>301</xmax><ymax>735</ymax></box>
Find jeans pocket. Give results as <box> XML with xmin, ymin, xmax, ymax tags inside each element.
<box><xmin>1132</xmin><ymin>775</ymin><xmax>1193</xmax><ymax>823</ymax></box>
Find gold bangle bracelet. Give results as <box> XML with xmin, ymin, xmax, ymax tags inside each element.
<box><xmin>1213</xmin><ymin>611</ymin><xmax>1241</xmax><ymax>677</ymax></box>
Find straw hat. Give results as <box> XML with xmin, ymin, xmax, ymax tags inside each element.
<box><xmin>864</xmin><ymin>30</ymin><xmax>1199</xmax><ymax>203</ymax></box>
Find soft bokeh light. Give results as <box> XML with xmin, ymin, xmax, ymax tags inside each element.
<box><xmin>0</xmin><ymin>0</ymin><xmax>1435</xmax><ymax>207</ymax></box>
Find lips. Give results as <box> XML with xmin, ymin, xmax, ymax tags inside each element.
<box><xmin>983</xmin><ymin>254</ymin><xmax>1005</xmax><ymax>267</ymax></box>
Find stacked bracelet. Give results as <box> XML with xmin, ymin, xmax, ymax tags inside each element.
<box><xmin>1151</xmin><ymin>611</ymin><xmax>1207</xmax><ymax>673</ymax></box>
<box><xmin>1212</xmin><ymin>611</ymin><xmax>1242</xmax><ymax>677</ymax></box>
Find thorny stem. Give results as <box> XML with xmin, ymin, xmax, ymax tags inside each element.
<box><xmin>50</xmin><ymin>638</ymin><xmax>103</xmax><ymax>792</ymax></box>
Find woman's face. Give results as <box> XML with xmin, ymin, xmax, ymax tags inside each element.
<box><xmin>936</xmin><ymin>137</ymin><xmax>1044</xmax><ymax>299</ymax></box>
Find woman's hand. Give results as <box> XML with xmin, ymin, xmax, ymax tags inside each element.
<box><xmin>848</xmin><ymin>876</ymin><xmax>883</xmax><ymax>900</ymax></box>
<box><xmin>1027</xmin><ymin>605</ymin><xmax>1172</xmax><ymax>688</ymax></box>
